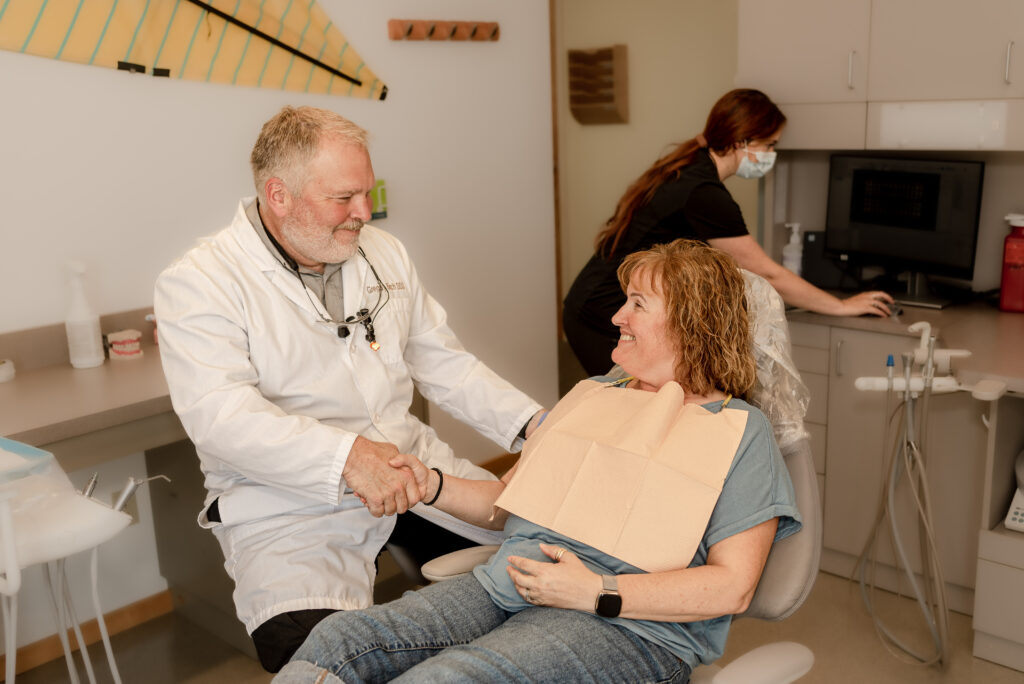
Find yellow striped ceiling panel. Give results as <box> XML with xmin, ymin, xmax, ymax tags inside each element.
<box><xmin>0</xmin><ymin>0</ymin><xmax>386</xmax><ymax>99</ymax></box>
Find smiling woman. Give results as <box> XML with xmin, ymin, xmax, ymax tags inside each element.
<box><xmin>609</xmin><ymin>269</ymin><xmax>679</xmax><ymax>393</ymax></box>
<box><xmin>612</xmin><ymin>239</ymin><xmax>756</xmax><ymax>400</ymax></box>
<box><xmin>274</xmin><ymin>239</ymin><xmax>802</xmax><ymax>684</ymax></box>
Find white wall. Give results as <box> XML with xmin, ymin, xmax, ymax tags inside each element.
<box><xmin>0</xmin><ymin>0</ymin><xmax>559</xmax><ymax>439</ymax></box>
<box><xmin>554</xmin><ymin>0</ymin><xmax>754</xmax><ymax>301</ymax></box>
<box><xmin>0</xmin><ymin>0</ymin><xmax>556</xmax><ymax>651</ymax></box>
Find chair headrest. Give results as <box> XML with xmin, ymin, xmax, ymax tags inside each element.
<box><xmin>742</xmin><ymin>270</ymin><xmax>810</xmax><ymax>449</ymax></box>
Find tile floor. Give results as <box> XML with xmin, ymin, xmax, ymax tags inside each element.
<box><xmin>14</xmin><ymin>570</ymin><xmax>1024</xmax><ymax>683</ymax></box>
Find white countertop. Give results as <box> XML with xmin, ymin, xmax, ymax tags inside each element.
<box><xmin>0</xmin><ymin>343</ymin><xmax>174</xmax><ymax>447</ymax></box>
<box><xmin>787</xmin><ymin>303</ymin><xmax>1024</xmax><ymax>394</ymax></box>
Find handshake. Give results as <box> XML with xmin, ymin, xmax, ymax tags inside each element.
<box><xmin>342</xmin><ymin>435</ymin><xmax>439</xmax><ymax>517</ymax></box>
<box><xmin>341</xmin><ymin>410</ymin><xmax>544</xmax><ymax>518</ymax></box>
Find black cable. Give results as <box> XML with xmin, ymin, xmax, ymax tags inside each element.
<box><xmin>183</xmin><ymin>0</ymin><xmax>362</xmax><ymax>86</ymax></box>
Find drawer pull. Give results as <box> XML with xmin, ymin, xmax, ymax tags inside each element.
<box><xmin>1006</xmin><ymin>41</ymin><xmax>1015</xmax><ymax>84</ymax></box>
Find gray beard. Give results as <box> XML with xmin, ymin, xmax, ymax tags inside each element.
<box><xmin>281</xmin><ymin>220</ymin><xmax>361</xmax><ymax>265</ymax></box>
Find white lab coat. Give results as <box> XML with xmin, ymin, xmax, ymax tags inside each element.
<box><xmin>154</xmin><ymin>198</ymin><xmax>541</xmax><ymax>632</ymax></box>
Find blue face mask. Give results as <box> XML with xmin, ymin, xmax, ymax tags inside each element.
<box><xmin>735</xmin><ymin>144</ymin><xmax>777</xmax><ymax>179</ymax></box>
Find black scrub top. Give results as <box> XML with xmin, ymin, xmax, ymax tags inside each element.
<box><xmin>562</xmin><ymin>149</ymin><xmax>749</xmax><ymax>375</ymax></box>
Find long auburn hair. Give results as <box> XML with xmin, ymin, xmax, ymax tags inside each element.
<box><xmin>617</xmin><ymin>239</ymin><xmax>755</xmax><ymax>398</ymax></box>
<box><xmin>596</xmin><ymin>89</ymin><xmax>786</xmax><ymax>257</ymax></box>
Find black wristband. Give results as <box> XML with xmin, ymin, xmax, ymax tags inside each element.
<box><xmin>424</xmin><ymin>467</ymin><xmax>443</xmax><ymax>506</ymax></box>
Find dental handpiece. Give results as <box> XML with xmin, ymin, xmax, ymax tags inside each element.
<box><xmin>901</xmin><ymin>352</ymin><xmax>914</xmax><ymax>399</ymax></box>
<box><xmin>924</xmin><ymin>336</ymin><xmax>936</xmax><ymax>384</ymax></box>
<box><xmin>81</xmin><ymin>472</ymin><xmax>99</xmax><ymax>498</ymax></box>
<box><xmin>112</xmin><ymin>474</ymin><xmax>171</xmax><ymax>512</ymax></box>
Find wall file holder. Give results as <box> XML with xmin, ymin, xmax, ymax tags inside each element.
<box><xmin>568</xmin><ymin>44</ymin><xmax>629</xmax><ymax>124</ymax></box>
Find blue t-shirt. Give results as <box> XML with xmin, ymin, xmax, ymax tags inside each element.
<box><xmin>473</xmin><ymin>393</ymin><xmax>802</xmax><ymax>669</ymax></box>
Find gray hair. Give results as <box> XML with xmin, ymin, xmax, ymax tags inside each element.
<box><xmin>250</xmin><ymin>106</ymin><xmax>369</xmax><ymax>201</ymax></box>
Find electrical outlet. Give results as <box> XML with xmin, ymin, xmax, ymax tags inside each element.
<box><xmin>112</xmin><ymin>491</ymin><xmax>140</xmax><ymax>526</ymax></box>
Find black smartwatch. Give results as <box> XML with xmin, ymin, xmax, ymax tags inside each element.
<box><xmin>594</xmin><ymin>574</ymin><xmax>622</xmax><ymax>618</ymax></box>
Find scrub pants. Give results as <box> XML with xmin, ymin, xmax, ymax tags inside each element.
<box><xmin>273</xmin><ymin>574</ymin><xmax>689</xmax><ymax>684</ymax></box>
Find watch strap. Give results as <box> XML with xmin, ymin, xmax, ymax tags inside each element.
<box><xmin>595</xmin><ymin>574</ymin><xmax>622</xmax><ymax>618</ymax></box>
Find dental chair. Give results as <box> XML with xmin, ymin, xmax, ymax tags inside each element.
<box><xmin>418</xmin><ymin>272</ymin><xmax>822</xmax><ymax>684</ymax></box>
<box><xmin>0</xmin><ymin>438</ymin><xmax>132</xmax><ymax>684</ymax></box>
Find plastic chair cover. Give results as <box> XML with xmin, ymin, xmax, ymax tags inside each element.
<box><xmin>742</xmin><ymin>270</ymin><xmax>810</xmax><ymax>449</ymax></box>
<box><xmin>0</xmin><ymin>438</ymin><xmax>131</xmax><ymax>572</ymax></box>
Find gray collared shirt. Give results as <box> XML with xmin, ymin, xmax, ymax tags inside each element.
<box><xmin>246</xmin><ymin>200</ymin><xmax>346</xmax><ymax>322</ymax></box>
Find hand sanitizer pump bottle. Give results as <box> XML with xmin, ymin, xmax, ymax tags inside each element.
<box><xmin>65</xmin><ymin>262</ymin><xmax>105</xmax><ymax>368</ymax></box>
<box><xmin>782</xmin><ymin>222</ymin><xmax>803</xmax><ymax>276</ymax></box>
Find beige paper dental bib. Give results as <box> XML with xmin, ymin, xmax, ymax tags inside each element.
<box><xmin>495</xmin><ymin>380</ymin><xmax>748</xmax><ymax>572</ymax></box>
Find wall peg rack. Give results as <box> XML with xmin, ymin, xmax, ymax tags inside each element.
<box><xmin>387</xmin><ymin>20</ymin><xmax>500</xmax><ymax>42</ymax></box>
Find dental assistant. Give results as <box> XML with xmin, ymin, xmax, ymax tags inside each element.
<box><xmin>563</xmin><ymin>88</ymin><xmax>894</xmax><ymax>376</ymax></box>
<box><xmin>154</xmin><ymin>106</ymin><xmax>543</xmax><ymax>672</ymax></box>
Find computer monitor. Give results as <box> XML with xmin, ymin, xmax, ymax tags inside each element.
<box><xmin>824</xmin><ymin>155</ymin><xmax>984</xmax><ymax>308</ymax></box>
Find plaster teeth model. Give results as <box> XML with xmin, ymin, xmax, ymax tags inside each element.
<box><xmin>108</xmin><ymin>329</ymin><xmax>143</xmax><ymax>360</ymax></box>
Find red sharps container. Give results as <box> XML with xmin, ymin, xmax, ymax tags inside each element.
<box><xmin>1001</xmin><ymin>214</ymin><xmax>1024</xmax><ymax>313</ymax></box>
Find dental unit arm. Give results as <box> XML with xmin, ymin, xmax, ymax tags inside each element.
<box><xmin>909</xmin><ymin>322</ymin><xmax>970</xmax><ymax>376</ymax></box>
<box><xmin>854</xmin><ymin>321</ymin><xmax>1006</xmax><ymax>400</ymax></box>
<box><xmin>852</xmin><ymin>320</ymin><xmax>1008</xmax><ymax>666</ymax></box>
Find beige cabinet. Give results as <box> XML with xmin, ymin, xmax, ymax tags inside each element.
<box><xmin>788</xmin><ymin>321</ymin><xmax>830</xmax><ymax>507</ymax></box>
<box><xmin>736</xmin><ymin>0</ymin><xmax>870</xmax><ymax>149</ymax></box>
<box><xmin>737</xmin><ymin>0</ymin><xmax>871</xmax><ymax>104</ymax></box>
<box><xmin>868</xmin><ymin>0</ymin><xmax>1024</xmax><ymax>102</ymax></box>
<box><xmin>738</xmin><ymin>0</ymin><xmax>1024</xmax><ymax>150</ymax></box>
<box><xmin>791</xmin><ymin>323</ymin><xmax>987</xmax><ymax>613</ymax></box>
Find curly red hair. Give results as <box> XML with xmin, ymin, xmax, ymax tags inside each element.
<box><xmin>617</xmin><ymin>239</ymin><xmax>755</xmax><ymax>397</ymax></box>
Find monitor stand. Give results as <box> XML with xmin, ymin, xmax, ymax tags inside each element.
<box><xmin>895</xmin><ymin>272</ymin><xmax>950</xmax><ymax>309</ymax></box>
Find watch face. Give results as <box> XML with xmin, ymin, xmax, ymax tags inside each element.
<box><xmin>596</xmin><ymin>592</ymin><xmax>622</xmax><ymax>618</ymax></box>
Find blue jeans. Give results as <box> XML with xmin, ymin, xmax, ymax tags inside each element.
<box><xmin>274</xmin><ymin>575</ymin><xmax>689</xmax><ymax>683</ymax></box>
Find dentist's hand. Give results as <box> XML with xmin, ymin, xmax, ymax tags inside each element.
<box><xmin>343</xmin><ymin>436</ymin><xmax>421</xmax><ymax>517</ymax></box>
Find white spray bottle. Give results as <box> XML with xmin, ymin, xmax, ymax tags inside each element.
<box><xmin>782</xmin><ymin>222</ymin><xmax>803</xmax><ymax>276</ymax></box>
<box><xmin>65</xmin><ymin>262</ymin><xmax>105</xmax><ymax>369</ymax></box>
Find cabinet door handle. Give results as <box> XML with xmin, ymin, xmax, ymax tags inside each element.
<box><xmin>848</xmin><ymin>50</ymin><xmax>856</xmax><ymax>89</ymax></box>
<box><xmin>1006</xmin><ymin>41</ymin><xmax>1015</xmax><ymax>84</ymax></box>
<box><xmin>834</xmin><ymin>339</ymin><xmax>844</xmax><ymax>377</ymax></box>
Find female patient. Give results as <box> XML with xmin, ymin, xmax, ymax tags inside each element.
<box><xmin>275</xmin><ymin>239</ymin><xmax>802</xmax><ymax>684</ymax></box>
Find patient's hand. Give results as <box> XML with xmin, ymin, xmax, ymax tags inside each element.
<box><xmin>506</xmin><ymin>543</ymin><xmax>600</xmax><ymax>612</ymax></box>
<box><xmin>389</xmin><ymin>453</ymin><xmax>431</xmax><ymax>500</ymax></box>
